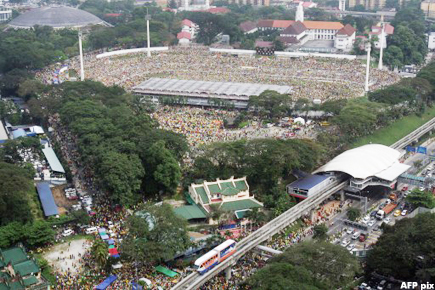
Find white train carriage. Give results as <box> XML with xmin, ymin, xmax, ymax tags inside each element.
<box><xmin>194</xmin><ymin>239</ymin><xmax>237</xmax><ymax>274</ymax></box>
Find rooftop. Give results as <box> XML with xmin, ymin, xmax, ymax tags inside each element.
<box><xmin>9</xmin><ymin>6</ymin><xmax>108</xmax><ymax>29</ymax></box>
<box><xmin>1</xmin><ymin>248</ymin><xmax>27</xmax><ymax>266</ymax></box>
<box><xmin>239</xmin><ymin>21</ymin><xmax>257</xmax><ymax>32</ymax></box>
<box><xmin>13</xmin><ymin>260</ymin><xmax>39</xmax><ymax>277</ymax></box>
<box><xmin>219</xmin><ymin>199</ymin><xmax>263</xmax><ymax>211</ymax></box>
<box><xmin>42</xmin><ymin>147</ymin><xmax>65</xmax><ymax>173</ymax></box>
<box><xmin>36</xmin><ymin>182</ymin><xmax>59</xmax><ymax>217</ymax></box>
<box><xmin>282</xmin><ymin>21</ymin><xmax>306</xmax><ymax>35</ymax></box>
<box><xmin>288</xmin><ymin>174</ymin><xmax>330</xmax><ymax>190</ymax></box>
<box><xmin>133</xmin><ymin>78</ymin><xmax>292</xmax><ymax>98</ymax></box>
<box><xmin>173</xmin><ymin>204</ymin><xmax>207</xmax><ymax>220</ymax></box>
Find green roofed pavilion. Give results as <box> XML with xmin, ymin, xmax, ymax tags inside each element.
<box><xmin>174</xmin><ymin>204</ymin><xmax>207</xmax><ymax>220</ymax></box>
<box><xmin>220</xmin><ymin>199</ymin><xmax>262</xmax><ymax>212</ymax></box>
<box><xmin>235</xmin><ymin>180</ymin><xmax>248</xmax><ymax>190</ymax></box>
<box><xmin>13</xmin><ymin>260</ymin><xmax>39</xmax><ymax>276</ymax></box>
<box><xmin>1</xmin><ymin>247</ymin><xmax>27</xmax><ymax>266</ymax></box>
<box><xmin>195</xmin><ymin>186</ymin><xmax>209</xmax><ymax>204</ymax></box>
<box><xmin>207</xmin><ymin>184</ymin><xmax>220</xmax><ymax>194</ymax></box>
<box><xmin>0</xmin><ymin>283</ymin><xmax>8</xmax><ymax>290</ymax></box>
<box><xmin>9</xmin><ymin>281</ymin><xmax>24</xmax><ymax>290</ymax></box>
<box><xmin>23</xmin><ymin>276</ymin><xmax>38</xmax><ymax>287</ymax></box>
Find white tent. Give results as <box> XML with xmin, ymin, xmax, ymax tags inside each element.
<box><xmin>293</xmin><ymin>117</ymin><xmax>305</xmax><ymax>125</ymax></box>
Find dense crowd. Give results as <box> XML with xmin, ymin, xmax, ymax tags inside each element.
<box><xmin>151</xmin><ymin>106</ymin><xmax>316</xmax><ymax>148</ymax></box>
<box><xmin>37</xmin><ymin>46</ymin><xmax>401</xmax><ymax>101</ymax></box>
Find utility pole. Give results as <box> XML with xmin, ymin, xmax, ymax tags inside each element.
<box><xmin>78</xmin><ymin>30</ymin><xmax>85</xmax><ymax>81</ymax></box>
<box><xmin>365</xmin><ymin>42</ymin><xmax>371</xmax><ymax>92</ymax></box>
<box><xmin>146</xmin><ymin>8</ymin><xmax>151</xmax><ymax>57</ymax></box>
<box><xmin>378</xmin><ymin>23</ymin><xmax>385</xmax><ymax>70</ymax></box>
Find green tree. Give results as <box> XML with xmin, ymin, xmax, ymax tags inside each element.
<box><xmin>0</xmin><ymin>162</ymin><xmax>34</xmax><ymax>225</ymax></box>
<box><xmin>347</xmin><ymin>207</ymin><xmax>361</xmax><ymax>221</ymax></box>
<box><xmin>71</xmin><ymin>210</ymin><xmax>91</xmax><ymax>225</ymax></box>
<box><xmin>91</xmin><ymin>238</ymin><xmax>109</xmax><ymax>269</ymax></box>
<box><xmin>406</xmin><ymin>189</ymin><xmax>435</xmax><ymax>209</ymax></box>
<box><xmin>26</xmin><ymin>221</ymin><xmax>55</xmax><ymax>247</ymax></box>
<box><xmin>121</xmin><ymin>203</ymin><xmax>190</xmax><ymax>265</ymax></box>
<box><xmin>141</xmin><ymin>140</ymin><xmax>181</xmax><ymax>196</ymax></box>
<box><xmin>383</xmin><ymin>45</ymin><xmax>404</xmax><ymax>69</ymax></box>
<box><xmin>98</xmin><ymin>151</ymin><xmax>144</xmax><ymax>205</ymax></box>
<box><xmin>248</xmin><ymin>241</ymin><xmax>361</xmax><ymax>289</ymax></box>
<box><xmin>0</xmin><ymin>222</ymin><xmax>27</xmax><ymax>248</ymax></box>
<box><xmin>312</xmin><ymin>224</ymin><xmax>328</xmax><ymax>241</ymax></box>
<box><xmin>367</xmin><ymin>213</ymin><xmax>435</xmax><ymax>280</ymax></box>
<box><xmin>249</xmin><ymin>90</ymin><xmax>292</xmax><ymax>120</ymax></box>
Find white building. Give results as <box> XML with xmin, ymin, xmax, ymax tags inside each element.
<box><xmin>428</xmin><ymin>32</ymin><xmax>435</xmax><ymax>50</ymax></box>
<box><xmin>0</xmin><ymin>5</ymin><xmax>12</xmax><ymax>22</ymax></box>
<box><xmin>334</xmin><ymin>24</ymin><xmax>356</xmax><ymax>51</ymax></box>
<box><xmin>370</xmin><ymin>23</ymin><xmax>394</xmax><ymax>49</ymax></box>
<box><xmin>181</xmin><ymin>19</ymin><xmax>199</xmax><ymax>38</ymax></box>
<box><xmin>177</xmin><ymin>31</ymin><xmax>191</xmax><ymax>45</ymax></box>
<box><xmin>314</xmin><ymin>144</ymin><xmax>410</xmax><ymax>190</ymax></box>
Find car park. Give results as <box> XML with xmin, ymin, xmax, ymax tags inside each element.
<box><xmin>401</xmin><ymin>210</ymin><xmax>408</xmax><ymax>216</ymax></box>
<box><xmin>394</xmin><ymin>210</ymin><xmax>401</xmax><ymax>217</ymax></box>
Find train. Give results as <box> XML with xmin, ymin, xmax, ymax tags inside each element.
<box><xmin>193</xmin><ymin>239</ymin><xmax>237</xmax><ymax>274</ymax></box>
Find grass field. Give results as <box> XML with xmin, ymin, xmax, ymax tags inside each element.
<box><xmin>352</xmin><ymin>106</ymin><xmax>435</xmax><ymax>148</ymax></box>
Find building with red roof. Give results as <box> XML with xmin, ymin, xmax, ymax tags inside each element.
<box><xmin>177</xmin><ymin>31</ymin><xmax>191</xmax><ymax>45</ymax></box>
<box><xmin>334</xmin><ymin>24</ymin><xmax>356</xmax><ymax>51</ymax></box>
<box><xmin>370</xmin><ymin>23</ymin><xmax>394</xmax><ymax>49</ymax></box>
<box><xmin>239</xmin><ymin>21</ymin><xmax>257</xmax><ymax>34</ymax></box>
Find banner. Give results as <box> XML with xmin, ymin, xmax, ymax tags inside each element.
<box><xmin>417</xmin><ymin>146</ymin><xmax>427</xmax><ymax>154</ymax></box>
<box><xmin>406</xmin><ymin>146</ymin><xmax>416</xmax><ymax>152</ymax></box>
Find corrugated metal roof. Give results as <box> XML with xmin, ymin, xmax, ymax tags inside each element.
<box><xmin>42</xmin><ymin>147</ymin><xmax>65</xmax><ymax>173</ymax></box>
<box><xmin>220</xmin><ymin>198</ymin><xmax>263</xmax><ymax>211</ymax></box>
<box><xmin>36</xmin><ymin>182</ymin><xmax>58</xmax><ymax>217</ymax></box>
<box><xmin>173</xmin><ymin>204</ymin><xmax>207</xmax><ymax>220</ymax></box>
<box><xmin>133</xmin><ymin>78</ymin><xmax>292</xmax><ymax>97</ymax></box>
<box><xmin>288</xmin><ymin>174</ymin><xmax>330</xmax><ymax>190</ymax></box>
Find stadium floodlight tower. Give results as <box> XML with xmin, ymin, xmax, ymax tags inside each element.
<box><xmin>365</xmin><ymin>41</ymin><xmax>371</xmax><ymax>92</ymax></box>
<box><xmin>78</xmin><ymin>30</ymin><xmax>85</xmax><ymax>81</ymax></box>
<box><xmin>146</xmin><ymin>9</ymin><xmax>151</xmax><ymax>57</ymax></box>
<box><xmin>378</xmin><ymin>23</ymin><xmax>384</xmax><ymax>70</ymax></box>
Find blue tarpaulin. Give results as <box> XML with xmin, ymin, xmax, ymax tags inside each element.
<box><xmin>95</xmin><ymin>275</ymin><xmax>117</xmax><ymax>290</ymax></box>
<box><xmin>36</xmin><ymin>182</ymin><xmax>59</xmax><ymax>217</ymax></box>
<box><xmin>107</xmin><ymin>239</ymin><xmax>115</xmax><ymax>245</ymax></box>
<box><xmin>131</xmin><ymin>282</ymin><xmax>143</xmax><ymax>290</ymax></box>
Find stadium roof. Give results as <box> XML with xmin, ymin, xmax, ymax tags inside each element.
<box><xmin>314</xmin><ymin>144</ymin><xmax>410</xmax><ymax>181</ymax></box>
<box><xmin>42</xmin><ymin>147</ymin><xmax>65</xmax><ymax>173</ymax></box>
<box><xmin>36</xmin><ymin>182</ymin><xmax>58</xmax><ymax>217</ymax></box>
<box><xmin>9</xmin><ymin>6</ymin><xmax>110</xmax><ymax>29</ymax></box>
<box><xmin>288</xmin><ymin>174</ymin><xmax>330</xmax><ymax>190</ymax></box>
<box><xmin>133</xmin><ymin>78</ymin><xmax>292</xmax><ymax>99</ymax></box>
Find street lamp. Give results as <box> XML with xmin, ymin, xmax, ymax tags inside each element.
<box><xmin>365</xmin><ymin>42</ymin><xmax>371</xmax><ymax>93</ymax></box>
<box><xmin>146</xmin><ymin>8</ymin><xmax>151</xmax><ymax>57</ymax></box>
<box><xmin>378</xmin><ymin>23</ymin><xmax>384</xmax><ymax>70</ymax></box>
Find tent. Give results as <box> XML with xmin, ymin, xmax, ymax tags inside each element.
<box><xmin>107</xmin><ymin>239</ymin><xmax>115</xmax><ymax>245</ymax></box>
<box><xmin>293</xmin><ymin>117</ymin><xmax>305</xmax><ymax>125</ymax></box>
<box><xmin>101</xmin><ymin>234</ymin><xmax>109</xmax><ymax>240</ymax></box>
<box><xmin>95</xmin><ymin>275</ymin><xmax>117</xmax><ymax>290</ymax></box>
<box><xmin>98</xmin><ymin>228</ymin><xmax>107</xmax><ymax>233</ymax></box>
<box><xmin>131</xmin><ymin>282</ymin><xmax>143</xmax><ymax>290</ymax></box>
<box><xmin>112</xmin><ymin>254</ymin><xmax>120</xmax><ymax>258</ymax></box>
<box><xmin>155</xmin><ymin>266</ymin><xmax>178</xmax><ymax>277</ymax></box>
<box><xmin>108</xmin><ymin>245</ymin><xmax>115</xmax><ymax>249</ymax></box>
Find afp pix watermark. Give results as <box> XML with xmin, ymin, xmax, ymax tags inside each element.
<box><xmin>401</xmin><ymin>282</ymin><xmax>435</xmax><ymax>289</ymax></box>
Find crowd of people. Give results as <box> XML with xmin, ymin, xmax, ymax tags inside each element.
<box><xmin>37</xmin><ymin>46</ymin><xmax>401</xmax><ymax>102</ymax></box>
<box><xmin>151</xmin><ymin>106</ymin><xmax>316</xmax><ymax>148</ymax></box>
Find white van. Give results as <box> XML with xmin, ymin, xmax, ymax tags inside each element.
<box><xmin>85</xmin><ymin>227</ymin><xmax>98</xmax><ymax>235</ymax></box>
<box><xmin>352</xmin><ymin>232</ymin><xmax>361</xmax><ymax>240</ymax></box>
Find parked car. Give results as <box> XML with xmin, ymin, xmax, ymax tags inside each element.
<box><xmin>384</xmin><ymin>217</ymin><xmax>391</xmax><ymax>224</ymax></box>
<box><xmin>62</xmin><ymin>229</ymin><xmax>74</xmax><ymax>237</ymax></box>
<box><xmin>346</xmin><ymin>228</ymin><xmax>353</xmax><ymax>235</ymax></box>
<box><xmin>341</xmin><ymin>239</ymin><xmax>351</xmax><ymax>247</ymax></box>
<box><xmin>346</xmin><ymin>244</ymin><xmax>356</xmax><ymax>251</ymax></box>
<box><xmin>394</xmin><ymin>210</ymin><xmax>401</xmax><ymax>217</ymax></box>
<box><xmin>367</xmin><ymin>220</ymin><xmax>376</xmax><ymax>227</ymax></box>
<box><xmin>401</xmin><ymin>210</ymin><xmax>408</xmax><ymax>216</ymax></box>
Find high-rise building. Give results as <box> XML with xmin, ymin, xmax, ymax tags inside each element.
<box><xmin>0</xmin><ymin>6</ymin><xmax>12</xmax><ymax>22</ymax></box>
<box><xmin>421</xmin><ymin>0</ymin><xmax>435</xmax><ymax>18</ymax></box>
<box><xmin>348</xmin><ymin>0</ymin><xmax>404</xmax><ymax>10</ymax></box>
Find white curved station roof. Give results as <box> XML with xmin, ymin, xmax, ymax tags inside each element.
<box><xmin>314</xmin><ymin>144</ymin><xmax>410</xmax><ymax>181</ymax></box>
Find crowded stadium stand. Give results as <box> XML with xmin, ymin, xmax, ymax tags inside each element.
<box><xmin>314</xmin><ymin>144</ymin><xmax>410</xmax><ymax>190</ymax></box>
<box><xmin>133</xmin><ymin>78</ymin><xmax>292</xmax><ymax>108</ymax></box>
<box><xmin>36</xmin><ymin>182</ymin><xmax>59</xmax><ymax>217</ymax></box>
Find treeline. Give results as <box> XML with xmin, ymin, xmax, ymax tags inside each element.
<box><xmin>186</xmin><ymin>138</ymin><xmax>322</xmax><ymax>214</ymax></box>
<box><xmin>30</xmin><ymin>81</ymin><xmax>187</xmax><ymax>205</ymax></box>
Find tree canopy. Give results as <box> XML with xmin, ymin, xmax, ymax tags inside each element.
<box><xmin>367</xmin><ymin>213</ymin><xmax>435</xmax><ymax>281</ymax></box>
<box><xmin>120</xmin><ymin>203</ymin><xmax>190</xmax><ymax>265</ymax></box>
<box><xmin>246</xmin><ymin>241</ymin><xmax>361</xmax><ymax>289</ymax></box>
